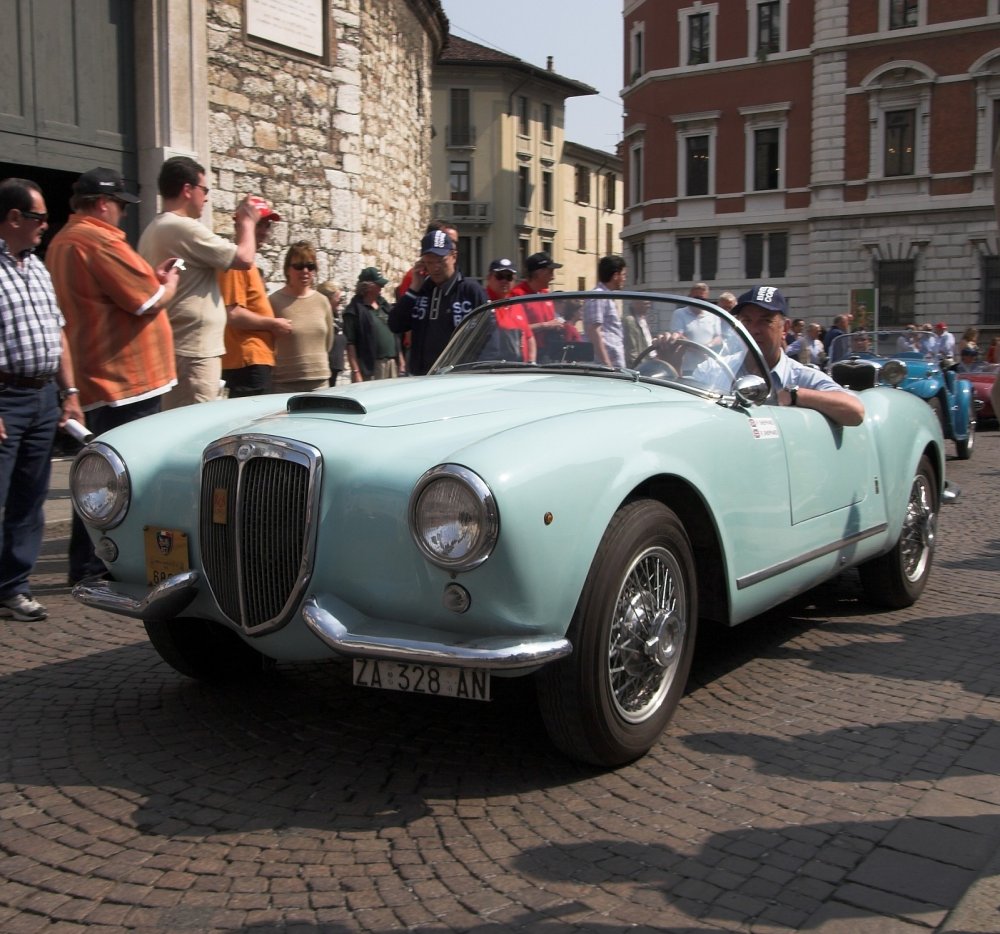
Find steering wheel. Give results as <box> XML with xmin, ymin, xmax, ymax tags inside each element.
<box><xmin>634</xmin><ymin>339</ymin><xmax>737</xmax><ymax>386</ymax></box>
<box><xmin>632</xmin><ymin>345</ymin><xmax>679</xmax><ymax>381</ymax></box>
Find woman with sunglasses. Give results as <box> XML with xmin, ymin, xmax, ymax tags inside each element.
<box><xmin>269</xmin><ymin>241</ymin><xmax>332</xmax><ymax>393</ymax></box>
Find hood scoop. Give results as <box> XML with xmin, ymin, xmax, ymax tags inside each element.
<box><xmin>287</xmin><ymin>394</ymin><xmax>368</xmax><ymax>415</ymax></box>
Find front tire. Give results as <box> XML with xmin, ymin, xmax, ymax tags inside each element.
<box><xmin>144</xmin><ymin>617</ymin><xmax>271</xmax><ymax>681</ymax></box>
<box><xmin>537</xmin><ymin>500</ymin><xmax>697</xmax><ymax>767</ymax></box>
<box><xmin>859</xmin><ymin>455</ymin><xmax>937</xmax><ymax>608</ymax></box>
<box><xmin>955</xmin><ymin>401</ymin><xmax>975</xmax><ymax>460</ymax></box>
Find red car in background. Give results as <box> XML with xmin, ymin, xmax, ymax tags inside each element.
<box><xmin>958</xmin><ymin>364</ymin><xmax>998</xmax><ymax>429</ymax></box>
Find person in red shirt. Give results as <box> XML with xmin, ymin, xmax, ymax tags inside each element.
<box><xmin>486</xmin><ymin>258</ymin><xmax>535</xmax><ymax>362</ymax></box>
<box><xmin>510</xmin><ymin>252</ymin><xmax>565</xmax><ymax>362</ymax></box>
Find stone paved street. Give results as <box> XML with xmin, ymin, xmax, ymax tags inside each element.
<box><xmin>1</xmin><ymin>435</ymin><xmax>999</xmax><ymax>932</ymax></box>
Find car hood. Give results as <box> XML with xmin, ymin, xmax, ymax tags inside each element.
<box><xmin>267</xmin><ymin>372</ymin><xmax>668</xmax><ymax>430</ymax></box>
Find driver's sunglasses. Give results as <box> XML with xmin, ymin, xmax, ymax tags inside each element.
<box><xmin>494</xmin><ymin>272</ymin><xmax>514</xmax><ymax>281</ymax></box>
<box><xmin>291</xmin><ymin>262</ymin><xmax>317</xmax><ymax>271</ymax></box>
<box><xmin>21</xmin><ymin>209</ymin><xmax>48</xmax><ymax>223</ymax></box>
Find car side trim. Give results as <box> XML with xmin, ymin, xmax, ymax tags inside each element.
<box><xmin>735</xmin><ymin>524</ymin><xmax>888</xmax><ymax>590</ymax></box>
<box><xmin>302</xmin><ymin>596</ymin><xmax>573</xmax><ymax>670</ymax></box>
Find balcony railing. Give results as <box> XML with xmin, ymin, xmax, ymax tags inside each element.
<box><xmin>446</xmin><ymin>125</ymin><xmax>476</xmax><ymax>148</ymax></box>
<box><xmin>432</xmin><ymin>201</ymin><xmax>493</xmax><ymax>224</ymax></box>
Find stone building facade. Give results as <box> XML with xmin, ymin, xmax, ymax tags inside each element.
<box><xmin>0</xmin><ymin>0</ymin><xmax>447</xmax><ymax>294</ymax></box>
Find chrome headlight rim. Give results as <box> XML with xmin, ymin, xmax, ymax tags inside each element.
<box><xmin>881</xmin><ymin>359</ymin><xmax>908</xmax><ymax>386</ymax></box>
<box><xmin>69</xmin><ymin>442</ymin><xmax>130</xmax><ymax>530</ymax></box>
<box><xmin>408</xmin><ymin>464</ymin><xmax>499</xmax><ymax>571</ymax></box>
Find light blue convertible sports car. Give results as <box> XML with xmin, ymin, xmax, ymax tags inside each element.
<box><xmin>71</xmin><ymin>293</ymin><xmax>951</xmax><ymax>766</ymax></box>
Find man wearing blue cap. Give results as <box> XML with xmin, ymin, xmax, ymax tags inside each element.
<box><xmin>734</xmin><ymin>286</ymin><xmax>865</xmax><ymax>427</ymax></box>
<box><xmin>389</xmin><ymin>229</ymin><xmax>487</xmax><ymax>375</ymax></box>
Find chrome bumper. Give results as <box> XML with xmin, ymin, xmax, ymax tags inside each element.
<box><xmin>72</xmin><ymin>571</ymin><xmax>200</xmax><ymax>621</ymax></box>
<box><xmin>302</xmin><ymin>596</ymin><xmax>572</xmax><ymax>670</ymax></box>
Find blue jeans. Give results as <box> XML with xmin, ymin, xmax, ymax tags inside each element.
<box><xmin>0</xmin><ymin>383</ymin><xmax>60</xmax><ymax>599</ymax></box>
<box><xmin>69</xmin><ymin>395</ymin><xmax>163</xmax><ymax>582</ymax></box>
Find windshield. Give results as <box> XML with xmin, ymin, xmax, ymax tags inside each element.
<box><xmin>829</xmin><ymin>329</ymin><xmax>942</xmax><ymax>361</ymax></box>
<box><xmin>431</xmin><ymin>291</ymin><xmax>767</xmax><ymax>394</ymax></box>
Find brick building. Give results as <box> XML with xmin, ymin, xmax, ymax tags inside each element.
<box><xmin>621</xmin><ymin>0</ymin><xmax>1000</xmax><ymax>333</ymax></box>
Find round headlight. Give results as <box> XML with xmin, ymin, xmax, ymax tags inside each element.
<box><xmin>881</xmin><ymin>359</ymin><xmax>907</xmax><ymax>386</ymax></box>
<box><xmin>409</xmin><ymin>465</ymin><xmax>499</xmax><ymax>571</ymax></box>
<box><xmin>70</xmin><ymin>443</ymin><xmax>130</xmax><ymax>529</ymax></box>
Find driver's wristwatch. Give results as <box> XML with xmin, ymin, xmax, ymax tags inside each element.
<box><xmin>789</xmin><ymin>386</ymin><xmax>798</xmax><ymax>407</ymax></box>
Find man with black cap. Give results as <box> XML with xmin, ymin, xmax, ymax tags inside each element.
<box><xmin>511</xmin><ymin>252</ymin><xmax>565</xmax><ymax>361</ymax></box>
<box><xmin>486</xmin><ymin>258</ymin><xmax>535</xmax><ymax>362</ymax></box>
<box><xmin>733</xmin><ymin>285</ymin><xmax>864</xmax><ymax>427</ymax></box>
<box><xmin>389</xmin><ymin>229</ymin><xmax>487</xmax><ymax>376</ymax></box>
<box><xmin>344</xmin><ymin>266</ymin><xmax>401</xmax><ymax>381</ymax></box>
<box><xmin>46</xmin><ymin>166</ymin><xmax>183</xmax><ymax>583</ymax></box>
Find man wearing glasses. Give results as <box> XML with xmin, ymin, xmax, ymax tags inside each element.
<box><xmin>46</xmin><ymin>167</ymin><xmax>183</xmax><ymax>585</ymax></box>
<box><xmin>0</xmin><ymin>177</ymin><xmax>84</xmax><ymax>621</ymax></box>
<box><xmin>138</xmin><ymin>156</ymin><xmax>260</xmax><ymax>407</ymax></box>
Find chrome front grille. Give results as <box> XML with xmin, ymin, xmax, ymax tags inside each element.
<box><xmin>200</xmin><ymin>437</ymin><xmax>321</xmax><ymax>633</ymax></box>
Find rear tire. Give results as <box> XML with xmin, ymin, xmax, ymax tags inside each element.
<box><xmin>144</xmin><ymin>617</ymin><xmax>271</xmax><ymax>681</ymax></box>
<box><xmin>859</xmin><ymin>456</ymin><xmax>937</xmax><ymax>608</ymax></box>
<box><xmin>537</xmin><ymin>500</ymin><xmax>697</xmax><ymax>767</ymax></box>
<box><xmin>955</xmin><ymin>402</ymin><xmax>975</xmax><ymax>460</ymax></box>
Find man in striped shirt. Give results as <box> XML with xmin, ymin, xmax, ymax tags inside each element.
<box><xmin>47</xmin><ymin>167</ymin><xmax>182</xmax><ymax>584</ymax></box>
<box><xmin>0</xmin><ymin>178</ymin><xmax>84</xmax><ymax>621</ymax></box>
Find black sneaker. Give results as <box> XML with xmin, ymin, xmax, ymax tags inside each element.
<box><xmin>0</xmin><ymin>593</ymin><xmax>48</xmax><ymax>621</ymax></box>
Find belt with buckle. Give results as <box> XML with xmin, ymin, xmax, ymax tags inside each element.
<box><xmin>0</xmin><ymin>370</ymin><xmax>55</xmax><ymax>389</ymax></box>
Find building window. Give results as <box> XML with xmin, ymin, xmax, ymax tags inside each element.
<box><xmin>518</xmin><ymin>165</ymin><xmax>531</xmax><ymax>208</ymax></box>
<box><xmin>983</xmin><ymin>256</ymin><xmax>1000</xmax><ymax>325</ymax></box>
<box><xmin>889</xmin><ymin>0</ymin><xmax>919</xmax><ymax>28</ymax></box>
<box><xmin>757</xmin><ymin>2</ymin><xmax>780</xmax><ymax>55</ymax></box>
<box><xmin>604</xmin><ymin>172</ymin><xmax>616</xmax><ymax>211</ymax></box>
<box><xmin>630</xmin><ymin>23</ymin><xmax>644</xmax><ymax>81</ymax></box>
<box><xmin>688</xmin><ymin>13</ymin><xmax>710</xmax><ymax>65</ymax></box>
<box><xmin>448</xmin><ymin>89</ymin><xmax>473</xmax><ymax>147</ymax></box>
<box><xmin>630</xmin><ymin>144</ymin><xmax>644</xmax><ymax>206</ymax></box>
<box><xmin>518</xmin><ymin>96</ymin><xmax>530</xmax><ymax>136</ymax></box>
<box><xmin>575</xmin><ymin>165</ymin><xmax>591</xmax><ymax>203</ymax></box>
<box><xmin>884</xmin><ymin>109</ymin><xmax>915</xmax><ymax>176</ymax></box>
<box><xmin>542</xmin><ymin>103</ymin><xmax>553</xmax><ymax>143</ymax></box>
<box><xmin>745</xmin><ymin>231</ymin><xmax>788</xmax><ymax>278</ymax></box>
<box><xmin>457</xmin><ymin>236</ymin><xmax>484</xmax><ymax>281</ymax></box>
<box><xmin>678</xmin><ymin>235</ymin><xmax>718</xmax><ymax>282</ymax></box>
<box><xmin>606</xmin><ymin>223</ymin><xmax>614</xmax><ymax>255</ymax></box>
<box><xmin>578</xmin><ymin>217</ymin><xmax>587</xmax><ymax>251</ymax></box>
<box><xmin>685</xmin><ymin>135</ymin><xmax>710</xmax><ymax>196</ymax></box>
<box><xmin>518</xmin><ymin>238</ymin><xmax>530</xmax><ymax>272</ymax></box>
<box><xmin>577</xmin><ymin>277</ymin><xmax>587</xmax><ymax>290</ymax></box>
<box><xmin>449</xmin><ymin>160</ymin><xmax>470</xmax><ymax>201</ymax></box>
<box><xmin>753</xmin><ymin>128</ymin><xmax>781</xmax><ymax>190</ymax></box>
<box><xmin>877</xmin><ymin>259</ymin><xmax>915</xmax><ymax>325</ymax></box>
<box><xmin>542</xmin><ymin>170</ymin><xmax>554</xmax><ymax>213</ymax></box>
<box><xmin>631</xmin><ymin>241</ymin><xmax>645</xmax><ymax>284</ymax></box>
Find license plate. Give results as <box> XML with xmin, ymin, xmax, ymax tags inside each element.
<box><xmin>143</xmin><ymin>526</ymin><xmax>190</xmax><ymax>586</ymax></box>
<box><xmin>352</xmin><ymin>658</ymin><xmax>491</xmax><ymax>701</ymax></box>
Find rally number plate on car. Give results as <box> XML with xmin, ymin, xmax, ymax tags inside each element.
<box><xmin>352</xmin><ymin>658</ymin><xmax>491</xmax><ymax>701</ymax></box>
<box><xmin>143</xmin><ymin>527</ymin><xmax>190</xmax><ymax>586</ymax></box>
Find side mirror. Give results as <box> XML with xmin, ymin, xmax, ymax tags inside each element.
<box><xmin>732</xmin><ymin>374</ymin><xmax>769</xmax><ymax>407</ymax></box>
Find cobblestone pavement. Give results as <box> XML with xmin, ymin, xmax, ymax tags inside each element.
<box><xmin>1</xmin><ymin>435</ymin><xmax>998</xmax><ymax>933</ymax></box>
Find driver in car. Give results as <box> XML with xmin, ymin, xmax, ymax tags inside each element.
<box><xmin>735</xmin><ymin>286</ymin><xmax>865</xmax><ymax>427</ymax></box>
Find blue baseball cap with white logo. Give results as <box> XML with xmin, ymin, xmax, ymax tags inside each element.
<box><xmin>735</xmin><ymin>285</ymin><xmax>789</xmax><ymax>316</ymax></box>
<box><xmin>420</xmin><ymin>229</ymin><xmax>455</xmax><ymax>256</ymax></box>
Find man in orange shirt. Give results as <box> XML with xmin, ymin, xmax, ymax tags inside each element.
<box><xmin>219</xmin><ymin>197</ymin><xmax>291</xmax><ymax>397</ymax></box>
<box><xmin>46</xmin><ymin>166</ymin><xmax>182</xmax><ymax>583</ymax></box>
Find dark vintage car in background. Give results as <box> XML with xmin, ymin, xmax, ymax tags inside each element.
<box><xmin>957</xmin><ymin>364</ymin><xmax>997</xmax><ymax>429</ymax></box>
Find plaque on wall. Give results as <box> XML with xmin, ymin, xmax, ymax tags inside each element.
<box><xmin>245</xmin><ymin>0</ymin><xmax>328</xmax><ymax>62</ymax></box>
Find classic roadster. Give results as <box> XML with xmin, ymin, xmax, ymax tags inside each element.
<box><xmin>828</xmin><ymin>330</ymin><xmax>976</xmax><ymax>459</ymax></box>
<box><xmin>71</xmin><ymin>293</ymin><xmax>951</xmax><ymax>766</ymax></box>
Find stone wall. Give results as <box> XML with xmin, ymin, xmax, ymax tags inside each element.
<box><xmin>204</xmin><ymin>0</ymin><xmax>444</xmax><ymax>290</ymax></box>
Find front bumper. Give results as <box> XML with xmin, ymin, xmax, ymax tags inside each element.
<box><xmin>73</xmin><ymin>573</ymin><xmax>573</xmax><ymax>671</ymax></box>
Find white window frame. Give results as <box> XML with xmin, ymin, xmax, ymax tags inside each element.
<box><xmin>739</xmin><ymin>103</ymin><xmax>790</xmax><ymax>192</ymax></box>
<box><xmin>878</xmin><ymin>0</ymin><xmax>926</xmax><ymax>32</ymax></box>
<box><xmin>748</xmin><ymin>0</ymin><xmax>788</xmax><ymax>58</ymax></box>
<box><xmin>673</xmin><ymin>111</ymin><xmax>721</xmax><ymax>198</ymax></box>
<box><xmin>971</xmin><ymin>51</ymin><xmax>1000</xmax><ymax>172</ymax></box>
<box><xmin>678</xmin><ymin>3</ymin><xmax>718</xmax><ymax>68</ymax></box>
<box><xmin>863</xmin><ymin>64</ymin><xmax>932</xmax><ymax>180</ymax></box>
